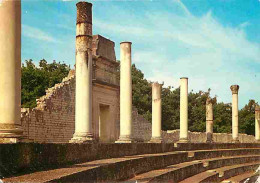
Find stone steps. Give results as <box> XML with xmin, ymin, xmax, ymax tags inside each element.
<box><xmin>3</xmin><ymin>147</ymin><xmax>260</xmax><ymax>183</ymax></box>
<box><xmin>2</xmin><ymin>151</ymin><xmax>190</xmax><ymax>182</ymax></box>
<box><xmin>180</xmin><ymin>161</ymin><xmax>260</xmax><ymax>183</ymax></box>
<box><xmin>127</xmin><ymin>155</ymin><xmax>260</xmax><ymax>183</ymax></box>
<box><xmin>221</xmin><ymin>171</ymin><xmax>257</xmax><ymax>183</ymax></box>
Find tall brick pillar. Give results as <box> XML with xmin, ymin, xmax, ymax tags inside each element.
<box><xmin>70</xmin><ymin>2</ymin><xmax>94</xmax><ymax>143</ymax></box>
<box><xmin>230</xmin><ymin>85</ymin><xmax>239</xmax><ymax>143</ymax></box>
<box><xmin>0</xmin><ymin>0</ymin><xmax>23</xmax><ymax>143</ymax></box>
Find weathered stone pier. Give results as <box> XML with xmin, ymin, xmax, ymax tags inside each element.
<box><xmin>0</xmin><ymin>0</ymin><xmax>23</xmax><ymax>143</ymax></box>
<box><xmin>70</xmin><ymin>2</ymin><xmax>94</xmax><ymax>143</ymax></box>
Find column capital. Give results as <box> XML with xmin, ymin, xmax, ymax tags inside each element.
<box><xmin>76</xmin><ymin>2</ymin><xmax>92</xmax><ymax>24</ymax></box>
<box><xmin>255</xmin><ymin>105</ymin><xmax>260</xmax><ymax>112</ymax></box>
<box><xmin>256</xmin><ymin>105</ymin><xmax>260</xmax><ymax>121</ymax></box>
<box><xmin>230</xmin><ymin>85</ymin><xmax>239</xmax><ymax>94</ymax></box>
<box><xmin>206</xmin><ymin>97</ymin><xmax>214</xmax><ymax>105</ymax></box>
<box><xmin>120</xmin><ymin>41</ymin><xmax>132</xmax><ymax>45</ymax></box>
<box><xmin>180</xmin><ymin>77</ymin><xmax>188</xmax><ymax>80</ymax></box>
<box><xmin>152</xmin><ymin>82</ymin><xmax>163</xmax><ymax>88</ymax></box>
<box><xmin>152</xmin><ymin>82</ymin><xmax>162</xmax><ymax>101</ymax></box>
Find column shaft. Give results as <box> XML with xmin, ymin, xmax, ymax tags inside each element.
<box><xmin>230</xmin><ymin>85</ymin><xmax>239</xmax><ymax>143</ymax></box>
<box><xmin>206</xmin><ymin>98</ymin><xmax>214</xmax><ymax>143</ymax></box>
<box><xmin>71</xmin><ymin>2</ymin><xmax>93</xmax><ymax>143</ymax></box>
<box><xmin>179</xmin><ymin>77</ymin><xmax>189</xmax><ymax>142</ymax></box>
<box><xmin>150</xmin><ymin>82</ymin><xmax>162</xmax><ymax>143</ymax></box>
<box><xmin>0</xmin><ymin>0</ymin><xmax>23</xmax><ymax>143</ymax></box>
<box><xmin>116</xmin><ymin>42</ymin><xmax>133</xmax><ymax>143</ymax></box>
<box><xmin>255</xmin><ymin>105</ymin><xmax>260</xmax><ymax>141</ymax></box>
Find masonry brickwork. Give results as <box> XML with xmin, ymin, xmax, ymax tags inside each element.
<box><xmin>163</xmin><ymin>130</ymin><xmax>256</xmax><ymax>143</ymax></box>
<box><xmin>21</xmin><ymin>74</ymin><xmax>75</xmax><ymax>143</ymax></box>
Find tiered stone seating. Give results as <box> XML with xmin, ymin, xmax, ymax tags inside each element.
<box><xmin>221</xmin><ymin>171</ymin><xmax>258</xmax><ymax>183</ymax></box>
<box><xmin>3</xmin><ymin>143</ymin><xmax>260</xmax><ymax>183</ymax></box>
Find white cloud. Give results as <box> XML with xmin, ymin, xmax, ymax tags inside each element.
<box><xmin>93</xmin><ymin>1</ymin><xmax>260</xmax><ymax>108</ymax></box>
<box><xmin>22</xmin><ymin>24</ymin><xmax>61</xmax><ymax>43</ymax></box>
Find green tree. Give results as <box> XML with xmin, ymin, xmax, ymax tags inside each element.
<box><xmin>21</xmin><ymin>61</ymin><xmax>256</xmax><ymax>135</ymax></box>
<box><xmin>239</xmin><ymin>99</ymin><xmax>256</xmax><ymax>135</ymax></box>
<box><xmin>213</xmin><ymin>102</ymin><xmax>232</xmax><ymax>133</ymax></box>
<box><xmin>132</xmin><ymin>64</ymin><xmax>152</xmax><ymax>121</ymax></box>
<box><xmin>161</xmin><ymin>86</ymin><xmax>180</xmax><ymax>130</ymax></box>
<box><xmin>21</xmin><ymin>59</ymin><xmax>70</xmax><ymax>108</ymax></box>
<box><xmin>188</xmin><ymin>90</ymin><xmax>210</xmax><ymax>132</ymax></box>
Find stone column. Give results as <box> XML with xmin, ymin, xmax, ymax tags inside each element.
<box><xmin>179</xmin><ymin>77</ymin><xmax>189</xmax><ymax>142</ymax></box>
<box><xmin>0</xmin><ymin>0</ymin><xmax>23</xmax><ymax>143</ymax></box>
<box><xmin>255</xmin><ymin>105</ymin><xmax>260</xmax><ymax>141</ymax></box>
<box><xmin>206</xmin><ymin>98</ymin><xmax>214</xmax><ymax>143</ymax></box>
<box><xmin>70</xmin><ymin>2</ymin><xmax>94</xmax><ymax>143</ymax></box>
<box><xmin>116</xmin><ymin>42</ymin><xmax>133</xmax><ymax>143</ymax></box>
<box><xmin>230</xmin><ymin>85</ymin><xmax>239</xmax><ymax>143</ymax></box>
<box><xmin>149</xmin><ymin>82</ymin><xmax>162</xmax><ymax>143</ymax></box>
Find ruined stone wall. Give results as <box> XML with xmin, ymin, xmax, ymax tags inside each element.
<box><xmin>131</xmin><ymin>109</ymin><xmax>256</xmax><ymax>143</ymax></box>
<box><xmin>21</xmin><ymin>75</ymin><xmax>75</xmax><ymax>143</ymax></box>
<box><xmin>20</xmin><ymin>71</ymin><xmax>256</xmax><ymax>143</ymax></box>
<box><xmin>132</xmin><ymin>107</ymin><xmax>152</xmax><ymax>142</ymax></box>
<box><xmin>20</xmin><ymin>35</ymin><xmax>120</xmax><ymax>143</ymax></box>
<box><xmin>163</xmin><ymin>130</ymin><xmax>256</xmax><ymax>143</ymax></box>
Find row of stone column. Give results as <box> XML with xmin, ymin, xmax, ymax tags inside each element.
<box><xmin>149</xmin><ymin>80</ymin><xmax>260</xmax><ymax>143</ymax></box>
<box><xmin>116</xmin><ymin>42</ymin><xmax>163</xmax><ymax>143</ymax></box>
<box><xmin>205</xmin><ymin>85</ymin><xmax>260</xmax><ymax>142</ymax></box>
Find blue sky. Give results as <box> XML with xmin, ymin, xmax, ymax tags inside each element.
<box><xmin>20</xmin><ymin>0</ymin><xmax>260</xmax><ymax>108</ymax></box>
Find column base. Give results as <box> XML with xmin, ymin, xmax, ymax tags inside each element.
<box><xmin>69</xmin><ymin>132</ymin><xmax>94</xmax><ymax>143</ymax></box>
<box><xmin>255</xmin><ymin>139</ymin><xmax>260</xmax><ymax>143</ymax></box>
<box><xmin>206</xmin><ymin>133</ymin><xmax>213</xmax><ymax>143</ymax></box>
<box><xmin>231</xmin><ymin>139</ymin><xmax>239</xmax><ymax>143</ymax></box>
<box><xmin>177</xmin><ymin>138</ymin><xmax>189</xmax><ymax>143</ymax></box>
<box><xmin>206</xmin><ymin>140</ymin><xmax>214</xmax><ymax>143</ymax></box>
<box><xmin>0</xmin><ymin>125</ymin><xmax>23</xmax><ymax>143</ymax></box>
<box><xmin>148</xmin><ymin>137</ymin><xmax>163</xmax><ymax>143</ymax></box>
<box><xmin>115</xmin><ymin>135</ymin><xmax>134</xmax><ymax>143</ymax></box>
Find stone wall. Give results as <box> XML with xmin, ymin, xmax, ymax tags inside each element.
<box><xmin>19</xmin><ymin>34</ymin><xmax>152</xmax><ymax>143</ymax></box>
<box><xmin>0</xmin><ymin>143</ymin><xmax>176</xmax><ymax>178</ymax></box>
<box><xmin>20</xmin><ymin>82</ymin><xmax>151</xmax><ymax>143</ymax></box>
<box><xmin>21</xmin><ymin>74</ymin><xmax>75</xmax><ymax>143</ymax></box>
<box><xmin>92</xmin><ymin>35</ymin><xmax>116</xmax><ymax>62</ymax></box>
<box><xmin>20</xmin><ymin>34</ymin><xmax>121</xmax><ymax>143</ymax></box>
<box><xmin>2</xmin><ymin>143</ymin><xmax>260</xmax><ymax>178</ymax></box>
<box><xmin>163</xmin><ymin>130</ymin><xmax>256</xmax><ymax>143</ymax></box>
<box><xmin>20</xmin><ymin>70</ymin><xmax>256</xmax><ymax>143</ymax></box>
<box><xmin>132</xmin><ymin>107</ymin><xmax>152</xmax><ymax>142</ymax></box>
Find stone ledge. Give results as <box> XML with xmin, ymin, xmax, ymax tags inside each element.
<box><xmin>3</xmin><ymin>145</ymin><xmax>260</xmax><ymax>182</ymax></box>
<box><xmin>1</xmin><ymin>143</ymin><xmax>260</xmax><ymax>179</ymax></box>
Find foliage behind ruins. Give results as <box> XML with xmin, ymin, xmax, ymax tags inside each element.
<box><xmin>21</xmin><ymin>60</ymin><xmax>255</xmax><ymax>135</ymax></box>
